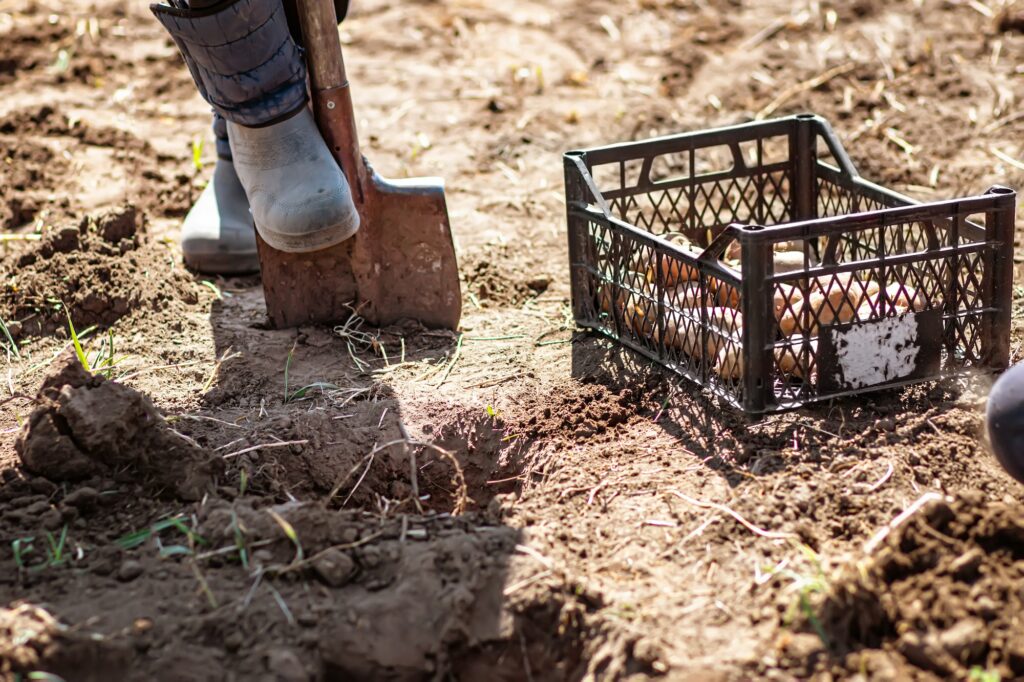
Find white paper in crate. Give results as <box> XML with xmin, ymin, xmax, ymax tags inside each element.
<box><xmin>833</xmin><ymin>313</ymin><xmax>922</xmax><ymax>389</ymax></box>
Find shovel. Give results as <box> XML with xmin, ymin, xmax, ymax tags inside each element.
<box><xmin>254</xmin><ymin>0</ymin><xmax>462</xmax><ymax>330</ymax></box>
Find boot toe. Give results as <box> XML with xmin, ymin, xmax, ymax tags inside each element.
<box><xmin>252</xmin><ymin>178</ymin><xmax>360</xmax><ymax>253</ymax></box>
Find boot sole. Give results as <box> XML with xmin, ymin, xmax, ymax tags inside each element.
<box><xmin>255</xmin><ymin>216</ymin><xmax>360</xmax><ymax>254</ymax></box>
<box><xmin>184</xmin><ymin>249</ymin><xmax>261</xmax><ymax>275</ymax></box>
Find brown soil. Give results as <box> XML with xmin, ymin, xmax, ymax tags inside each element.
<box><xmin>766</xmin><ymin>494</ymin><xmax>1024</xmax><ymax>681</ymax></box>
<box><xmin>1</xmin><ymin>0</ymin><xmax>1024</xmax><ymax>680</ymax></box>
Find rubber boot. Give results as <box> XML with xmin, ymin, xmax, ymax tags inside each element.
<box><xmin>180</xmin><ymin>158</ymin><xmax>259</xmax><ymax>274</ymax></box>
<box><xmin>152</xmin><ymin>0</ymin><xmax>360</xmax><ymax>254</ymax></box>
<box><xmin>227</xmin><ymin>108</ymin><xmax>359</xmax><ymax>253</ymax></box>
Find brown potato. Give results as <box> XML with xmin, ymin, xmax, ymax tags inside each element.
<box><xmin>780</xmin><ymin>277</ymin><xmax>880</xmax><ymax>336</ymax></box>
<box><xmin>773</xmin><ymin>283</ymin><xmax>806</xmax><ymax>320</ymax></box>
<box><xmin>773</xmin><ymin>250</ymin><xmax>812</xmax><ymax>274</ymax></box>
<box><xmin>668</xmin><ymin>282</ymin><xmax>740</xmax><ymax>309</ymax></box>
<box><xmin>714</xmin><ymin>339</ymin><xmax>819</xmax><ymax>381</ymax></box>
<box><xmin>648</xmin><ymin>254</ymin><xmax>700</xmax><ymax>287</ymax></box>
<box><xmin>598</xmin><ymin>272</ymin><xmax>650</xmax><ymax>318</ymax></box>
<box><xmin>663</xmin><ymin>307</ymin><xmax>743</xmax><ymax>359</ymax></box>
<box><xmin>775</xmin><ymin>341</ymin><xmax>817</xmax><ymax>381</ymax></box>
<box><xmin>883</xmin><ymin>283</ymin><xmax>927</xmax><ymax>312</ymax></box>
<box><xmin>598</xmin><ymin>283</ymin><xmax>623</xmax><ymax>318</ymax></box>
<box><xmin>625</xmin><ymin>297</ymin><xmax>656</xmax><ymax>338</ymax></box>
<box><xmin>714</xmin><ymin>344</ymin><xmax>743</xmax><ymax>379</ymax></box>
<box><xmin>725</xmin><ymin>239</ymin><xmax>813</xmax><ymax>263</ymax></box>
<box><xmin>854</xmin><ymin>299</ymin><xmax>910</xmax><ymax>320</ymax></box>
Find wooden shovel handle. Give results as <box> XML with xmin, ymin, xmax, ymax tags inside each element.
<box><xmin>295</xmin><ymin>0</ymin><xmax>366</xmax><ymax>203</ymax></box>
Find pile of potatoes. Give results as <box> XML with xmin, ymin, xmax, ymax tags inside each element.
<box><xmin>598</xmin><ymin>231</ymin><xmax>929</xmax><ymax>382</ymax></box>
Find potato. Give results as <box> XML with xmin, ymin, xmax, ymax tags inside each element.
<box><xmin>775</xmin><ymin>341</ymin><xmax>817</xmax><ymax>381</ymax></box>
<box><xmin>664</xmin><ymin>307</ymin><xmax>743</xmax><ymax>359</ymax></box>
<box><xmin>598</xmin><ymin>282</ymin><xmax>623</xmax><ymax>318</ymax></box>
<box><xmin>773</xmin><ymin>250</ymin><xmax>811</xmax><ymax>274</ymax></box>
<box><xmin>780</xmin><ymin>276</ymin><xmax>880</xmax><ymax>336</ymax></box>
<box><xmin>773</xmin><ymin>283</ymin><xmax>806</xmax><ymax>320</ymax></box>
<box><xmin>725</xmin><ymin>240</ymin><xmax>743</xmax><ymax>263</ymax></box>
<box><xmin>668</xmin><ymin>281</ymin><xmax>740</xmax><ymax>309</ymax></box>
<box><xmin>647</xmin><ymin>254</ymin><xmax>700</xmax><ymax>287</ymax></box>
<box><xmin>883</xmin><ymin>283</ymin><xmax>927</xmax><ymax>312</ymax></box>
<box><xmin>625</xmin><ymin>297</ymin><xmax>656</xmax><ymax>339</ymax></box>
<box><xmin>598</xmin><ymin>272</ymin><xmax>650</xmax><ymax>317</ymax></box>
<box><xmin>854</xmin><ymin>299</ymin><xmax>910</xmax><ymax>320</ymax></box>
<box><xmin>725</xmin><ymin>239</ymin><xmax>812</xmax><ymax>263</ymax></box>
<box><xmin>714</xmin><ymin>339</ymin><xmax>819</xmax><ymax>381</ymax></box>
<box><xmin>810</xmin><ymin>272</ymin><xmax>879</xmax><ymax>295</ymax></box>
<box><xmin>714</xmin><ymin>344</ymin><xmax>743</xmax><ymax>379</ymax></box>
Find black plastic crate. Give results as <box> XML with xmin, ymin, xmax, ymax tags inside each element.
<box><xmin>564</xmin><ymin>114</ymin><xmax>1017</xmax><ymax>414</ymax></box>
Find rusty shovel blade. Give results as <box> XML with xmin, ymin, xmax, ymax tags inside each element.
<box><xmin>255</xmin><ymin>166</ymin><xmax>462</xmax><ymax>330</ymax></box>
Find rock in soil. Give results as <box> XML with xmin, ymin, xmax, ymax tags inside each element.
<box><xmin>117</xmin><ymin>560</ymin><xmax>144</xmax><ymax>583</ymax></box>
<box><xmin>15</xmin><ymin>353</ymin><xmax>221</xmax><ymax>500</ymax></box>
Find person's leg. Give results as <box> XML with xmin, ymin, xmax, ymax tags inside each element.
<box><xmin>152</xmin><ymin>0</ymin><xmax>359</xmax><ymax>262</ymax></box>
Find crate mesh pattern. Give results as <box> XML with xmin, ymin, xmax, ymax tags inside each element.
<box><xmin>565</xmin><ymin>115</ymin><xmax>1016</xmax><ymax>413</ymax></box>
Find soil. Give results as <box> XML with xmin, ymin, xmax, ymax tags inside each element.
<box><xmin>1</xmin><ymin>0</ymin><xmax>1024</xmax><ymax>680</ymax></box>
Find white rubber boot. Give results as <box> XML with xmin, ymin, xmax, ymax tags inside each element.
<box><xmin>227</xmin><ymin>107</ymin><xmax>360</xmax><ymax>253</ymax></box>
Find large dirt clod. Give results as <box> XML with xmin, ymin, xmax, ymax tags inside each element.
<box><xmin>794</xmin><ymin>494</ymin><xmax>1024</xmax><ymax>680</ymax></box>
<box><xmin>15</xmin><ymin>353</ymin><xmax>221</xmax><ymax>500</ymax></box>
<box><xmin>0</xmin><ymin>204</ymin><xmax>199</xmax><ymax>338</ymax></box>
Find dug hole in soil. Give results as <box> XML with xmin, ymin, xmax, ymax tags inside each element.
<box><xmin>4</xmin><ymin>0</ymin><xmax>1024</xmax><ymax>680</ymax></box>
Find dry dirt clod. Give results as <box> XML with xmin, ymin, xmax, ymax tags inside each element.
<box><xmin>15</xmin><ymin>353</ymin><xmax>221</xmax><ymax>500</ymax></box>
<box><xmin>938</xmin><ymin>618</ymin><xmax>987</xmax><ymax>662</ymax></box>
<box><xmin>264</xmin><ymin>648</ymin><xmax>310</xmax><ymax>682</ymax></box>
<box><xmin>117</xmin><ymin>560</ymin><xmax>144</xmax><ymax>583</ymax></box>
<box><xmin>40</xmin><ymin>508</ymin><xmax>63</xmax><ymax>531</ymax></box>
<box><xmin>311</xmin><ymin>548</ymin><xmax>357</xmax><ymax>588</ymax></box>
<box><xmin>63</xmin><ymin>486</ymin><xmax>99</xmax><ymax>509</ymax></box>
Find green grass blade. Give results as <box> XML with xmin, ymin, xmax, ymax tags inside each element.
<box><xmin>288</xmin><ymin>382</ymin><xmax>340</xmax><ymax>402</ymax></box>
<box><xmin>200</xmin><ymin>280</ymin><xmax>222</xmax><ymax>300</ymax></box>
<box><xmin>0</xmin><ymin>316</ymin><xmax>20</xmax><ymax>360</ymax></box>
<box><xmin>267</xmin><ymin>509</ymin><xmax>303</xmax><ymax>563</ymax></box>
<box><xmin>159</xmin><ymin>545</ymin><xmax>192</xmax><ymax>558</ymax></box>
<box><xmin>65</xmin><ymin>311</ymin><xmax>90</xmax><ymax>372</ymax></box>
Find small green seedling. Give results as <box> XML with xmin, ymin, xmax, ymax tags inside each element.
<box><xmin>267</xmin><ymin>509</ymin><xmax>303</xmax><ymax>564</ymax></box>
<box><xmin>44</xmin><ymin>526</ymin><xmax>69</xmax><ymax>567</ymax></box>
<box><xmin>287</xmin><ymin>382</ymin><xmax>339</xmax><ymax>403</ymax></box>
<box><xmin>117</xmin><ymin>515</ymin><xmax>207</xmax><ymax>553</ymax></box>
<box><xmin>200</xmin><ymin>280</ymin><xmax>222</xmax><ymax>300</ymax></box>
<box><xmin>24</xmin><ymin>673</ymin><xmax>68</xmax><ymax>682</ymax></box>
<box><xmin>12</xmin><ymin>527</ymin><xmax>71</xmax><ymax>572</ymax></box>
<box><xmin>88</xmin><ymin>329</ymin><xmax>120</xmax><ymax>378</ymax></box>
<box><xmin>0</xmin><ymin>316</ymin><xmax>20</xmax><ymax>361</ymax></box>
<box><xmin>763</xmin><ymin>543</ymin><xmax>831</xmax><ymax>646</ymax></box>
<box><xmin>283</xmin><ymin>344</ymin><xmax>295</xmax><ymax>402</ymax></box>
<box><xmin>52</xmin><ymin>49</ymin><xmax>71</xmax><ymax>73</ymax></box>
<box><xmin>12</xmin><ymin>537</ymin><xmax>34</xmax><ymax>569</ymax></box>
<box><xmin>230</xmin><ymin>510</ymin><xmax>248</xmax><ymax>569</ymax></box>
<box><xmin>65</xmin><ymin>312</ymin><xmax>125</xmax><ymax>378</ymax></box>
<box><xmin>66</xmin><ymin>311</ymin><xmax>90</xmax><ymax>371</ymax></box>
